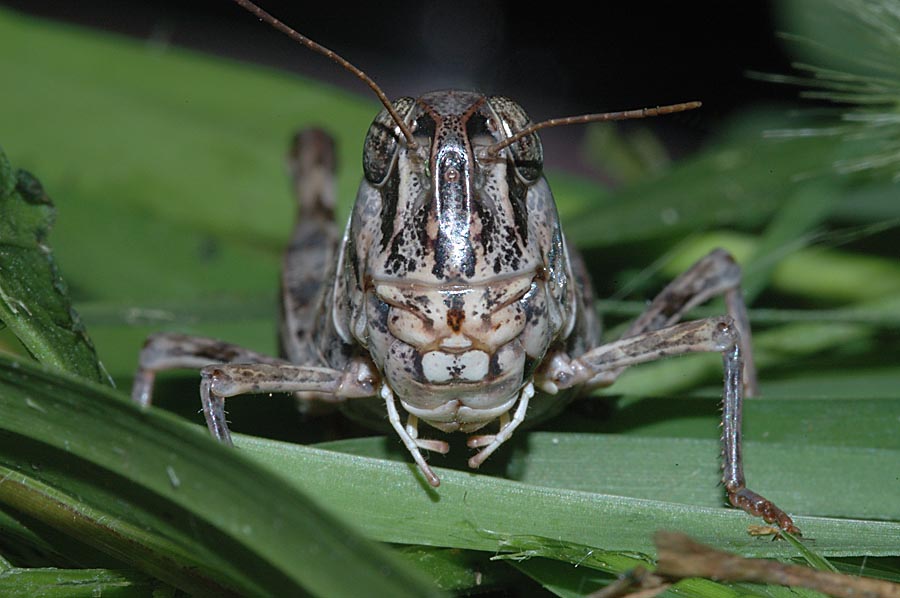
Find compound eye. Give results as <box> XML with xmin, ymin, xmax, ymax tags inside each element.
<box><xmin>486</xmin><ymin>96</ymin><xmax>543</xmax><ymax>183</ymax></box>
<box><xmin>362</xmin><ymin>97</ymin><xmax>416</xmax><ymax>185</ymax></box>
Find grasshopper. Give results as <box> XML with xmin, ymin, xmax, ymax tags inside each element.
<box><xmin>132</xmin><ymin>0</ymin><xmax>798</xmax><ymax>533</ymax></box>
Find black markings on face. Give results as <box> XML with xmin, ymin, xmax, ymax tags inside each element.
<box><xmin>380</xmin><ymin>168</ymin><xmax>400</xmax><ymax>254</ymax></box>
<box><xmin>465</xmin><ymin>113</ymin><xmax>491</xmax><ymax>139</ymax></box>
<box><xmin>370</xmin><ymin>296</ymin><xmax>390</xmax><ymax>334</ymax></box>
<box><xmin>486</xmin><ymin>96</ymin><xmax>544</xmax><ymax>182</ymax></box>
<box><xmin>505</xmin><ymin>167</ymin><xmax>529</xmax><ymax>245</ymax></box>
<box><xmin>371</xmin><ymin>91</ymin><xmax>542</xmax><ymax>282</ymax></box>
<box><xmin>414</xmin><ymin>113</ymin><xmax>436</xmax><ymax>141</ymax></box>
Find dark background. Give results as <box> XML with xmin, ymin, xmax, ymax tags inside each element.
<box><xmin>1</xmin><ymin>1</ymin><xmax>799</xmax><ymax>176</ymax></box>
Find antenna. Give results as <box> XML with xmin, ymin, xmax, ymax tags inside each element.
<box><xmin>230</xmin><ymin>1</ymin><xmax>701</xmax><ymax>158</ymax></box>
<box><xmin>231</xmin><ymin>0</ymin><xmax>418</xmax><ymax>149</ymax></box>
<box><xmin>487</xmin><ymin>101</ymin><xmax>702</xmax><ymax>156</ymax></box>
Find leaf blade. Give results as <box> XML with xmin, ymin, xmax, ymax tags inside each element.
<box><xmin>0</xmin><ymin>356</ymin><xmax>444</xmax><ymax>597</ymax></box>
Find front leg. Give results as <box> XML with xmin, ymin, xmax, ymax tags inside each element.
<box><xmin>540</xmin><ymin>317</ymin><xmax>798</xmax><ymax>534</ymax></box>
<box><xmin>201</xmin><ymin>358</ymin><xmax>377</xmax><ymax>445</ymax></box>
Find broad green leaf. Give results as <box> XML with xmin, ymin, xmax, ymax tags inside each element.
<box><xmin>0</xmin><ymin>356</ymin><xmax>443</xmax><ymax>598</ymax></box>
<box><xmin>314</xmin><ymin>424</ymin><xmax>900</xmax><ymax>522</ymax></box>
<box><xmin>507</xmin><ymin>435</ymin><xmax>900</xmax><ymax>521</ymax></box>
<box><xmin>3</xmin><ymin>356</ymin><xmax>898</xmax><ymax>579</ymax></box>
<box><xmin>239</xmin><ymin>435</ymin><xmax>900</xmax><ymax>558</ymax></box>
<box><xmin>572</xmin><ymin>395</ymin><xmax>900</xmax><ymax>448</ymax></box>
<box><xmin>0</xmin><ymin>148</ymin><xmax>108</xmax><ymax>384</ymax></box>
<box><xmin>0</xmin><ymin>8</ymin><xmax>372</xmax><ymax>253</ymax></box>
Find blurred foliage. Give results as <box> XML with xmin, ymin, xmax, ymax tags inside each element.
<box><xmin>0</xmin><ymin>150</ymin><xmax>110</xmax><ymax>384</ymax></box>
<box><xmin>0</xmin><ymin>0</ymin><xmax>898</xmax><ymax>596</ymax></box>
<box><xmin>768</xmin><ymin>0</ymin><xmax>900</xmax><ymax>181</ymax></box>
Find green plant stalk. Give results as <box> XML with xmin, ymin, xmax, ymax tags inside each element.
<box><xmin>739</xmin><ymin>182</ymin><xmax>842</xmax><ymax>303</ymax></box>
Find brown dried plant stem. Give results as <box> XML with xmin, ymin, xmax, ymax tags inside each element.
<box><xmin>590</xmin><ymin>532</ymin><xmax>900</xmax><ymax>598</ymax></box>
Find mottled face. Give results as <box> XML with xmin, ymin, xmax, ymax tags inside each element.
<box><xmin>362</xmin><ymin>91</ymin><xmax>545</xmax><ymax>282</ymax></box>
<box><xmin>336</xmin><ymin>91</ymin><xmax>576</xmax><ymax>432</ymax></box>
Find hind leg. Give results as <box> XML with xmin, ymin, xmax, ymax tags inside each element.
<box><xmin>279</xmin><ymin>129</ymin><xmax>340</xmax><ymax>366</ymax></box>
<box><xmin>577</xmin><ymin>248</ymin><xmax>757</xmax><ymax>394</ymax></box>
<box><xmin>131</xmin><ymin>129</ymin><xmax>356</xmax><ymax>427</ymax></box>
<box><xmin>278</xmin><ymin>128</ymin><xmax>346</xmax><ymax>411</ymax></box>
<box><xmin>131</xmin><ymin>333</ymin><xmax>285</xmax><ymax>407</ymax></box>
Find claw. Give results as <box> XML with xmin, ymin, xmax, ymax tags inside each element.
<box><xmin>729</xmin><ymin>487</ymin><xmax>800</xmax><ymax>536</ymax></box>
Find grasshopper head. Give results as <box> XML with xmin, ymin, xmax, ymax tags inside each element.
<box><xmin>338</xmin><ymin>90</ymin><xmax>577</xmax><ymax>433</ymax></box>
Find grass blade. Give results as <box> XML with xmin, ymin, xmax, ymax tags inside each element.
<box><xmin>0</xmin><ymin>355</ymin><xmax>443</xmax><ymax>597</ymax></box>
<box><xmin>239</xmin><ymin>435</ymin><xmax>900</xmax><ymax>558</ymax></box>
<box><xmin>0</xmin><ymin>566</ymin><xmax>171</xmax><ymax>598</ymax></box>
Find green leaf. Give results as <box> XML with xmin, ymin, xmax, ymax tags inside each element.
<box><xmin>0</xmin><ymin>8</ymin><xmax>373</xmax><ymax>253</ymax></box>
<box><xmin>562</xmin><ymin>121</ymin><xmax>844</xmax><ymax>249</ymax></box>
<box><xmin>392</xmin><ymin>546</ymin><xmax>515</xmax><ymax>592</ymax></box>
<box><xmin>0</xmin><ymin>148</ymin><xmax>109</xmax><ymax>385</ymax></box>
<box><xmin>740</xmin><ymin>182</ymin><xmax>842</xmax><ymax>303</ymax></box>
<box><xmin>0</xmin><ymin>356</ymin><xmax>443</xmax><ymax>598</ymax></box>
<box><xmin>3</xmin><ymin>356</ymin><xmax>898</xmax><ymax>595</ymax></box>
<box><xmin>238</xmin><ymin>435</ymin><xmax>900</xmax><ymax>559</ymax></box>
<box><xmin>313</xmin><ymin>421</ymin><xmax>900</xmax><ymax>523</ymax></box>
<box><xmin>0</xmin><ymin>566</ymin><xmax>171</xmax><ymax>598</ymax></box>
<box><xmin>662</xmin><ymin>232</ymin><xmax>900</xmax><ymax>304</ymax></box>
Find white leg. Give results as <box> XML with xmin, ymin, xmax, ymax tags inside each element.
<box><xmin>382</xmin><ymin>384</ymin><xmax>442</xmax><ymax>488</ymax></box>
<box><xmin>467</xmin><ymin>382</ymin><xmax>534</xmax><ymax>469</ymax></box>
